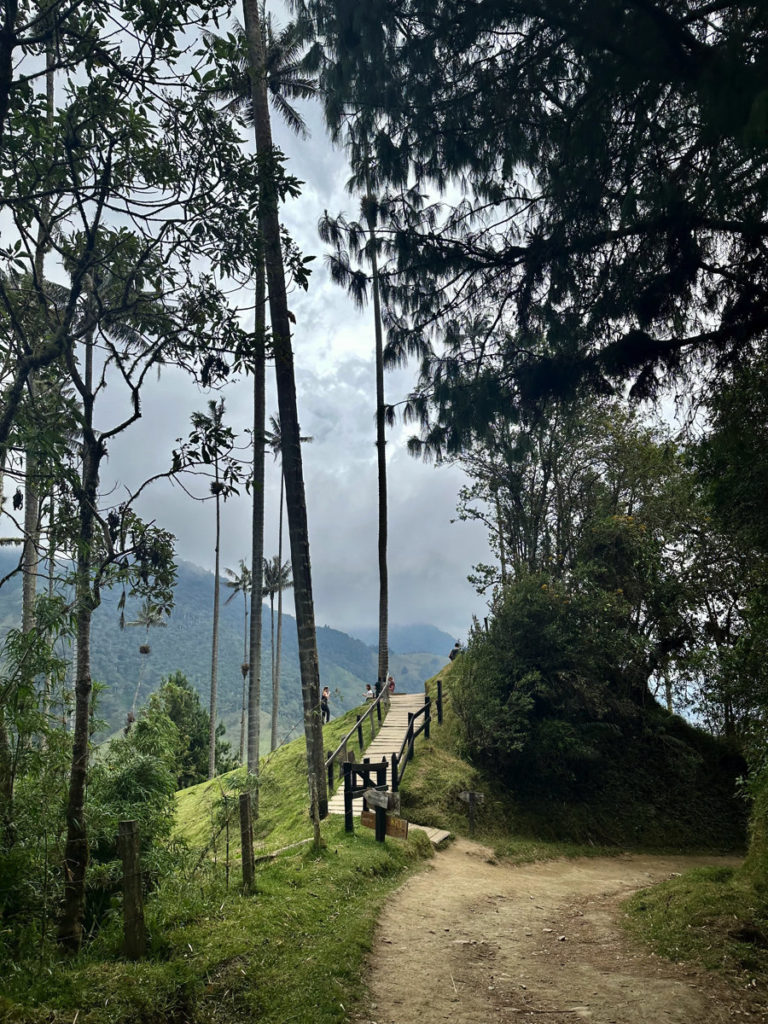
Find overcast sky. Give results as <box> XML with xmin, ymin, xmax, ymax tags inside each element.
<box><xmin>103</xmin><ymin>44</ymin><xmax>493</xmax><ymax>642</ymax></box>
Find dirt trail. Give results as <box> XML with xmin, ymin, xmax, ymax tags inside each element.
<box><xmin>353</xmin><ymin>840</ymin><xmax>763</xmax><ymax>1024</ymax></box>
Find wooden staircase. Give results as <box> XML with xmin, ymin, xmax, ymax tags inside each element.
<box><xmin>327</xmin><ymin>693</ymin><xmax>451</xmax><ymax>846</ymax></box>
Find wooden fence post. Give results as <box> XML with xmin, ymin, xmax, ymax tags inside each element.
<box><xmin>356</xmin><ymin>714</ymin><xmax>364</xmax><ymax>749</ymax></box>
<box><xmin>326</xmin><ymin>749</ymin><xmax>334</xmax><ymax>791</ymax></box>
<box><xmin>437</xmin><ymin>678</ymin><xmax>443</xmax><ymax>725</ymax></box>
<box><xmin>391</xmin><ymin>751</ymin><xmax>399</xmax><ymax>792</ymax></box>
<box><xmin>407</xmin><ymin>712</ymin><xmax>415</xmax><ymax>762</ymax></box>
<box><xmin>343</xmin><ymin>761</ymin><xmax>354</xmax><ymax>833</ymax></box>
<box><xmin>376</xmin><ymin>698</ymin><xmax>382</xmax><ymax>724</ymax></box>
<box><xmin>425</xmin><ymin>696</ymin><xmax>431</xmax><ymax>740</ymax></box>
<box><xmin>369</xmin><ymin>710</ymin><xmax>375</xmax><ymax>740</ymax></box>
<box><xmin>239</xmin><ymin>793</ymin><xmax>254</xmax><ymax>891</ymax></box>
<box><xmin>118</xmin><ymin>820</ymin><xmax>145</xmax><ymax>960</ymax></box>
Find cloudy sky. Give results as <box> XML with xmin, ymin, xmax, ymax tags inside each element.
<box><xmin>104</xmin><ymin>41</ymin><xmax>493</xmax><ymax>642</ymax></box>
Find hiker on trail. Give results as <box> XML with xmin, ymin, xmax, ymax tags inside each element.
<box><xmin>321</xmin><ymin>686</ymin><xmax>330</xmax><ymax>723</ymax></box>
<box><xmin>448</xmin><ymin>640</ymin><xmax>461</xmax><ymax>661</ymax></box>
<box><xmin>364</xmin><ymin>684</ymin><xmax>374</xmax><ymax>701</ymax></box>
<box><xmin>387</xmin><ymin>674</ymin><xmax>395</xmax><ymax>693</ymax></box>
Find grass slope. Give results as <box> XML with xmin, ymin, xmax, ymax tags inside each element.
<box><xmin>0</xmin><ymin>705</ymin><xmax>432</xmax><ymax>1024</ymax></box>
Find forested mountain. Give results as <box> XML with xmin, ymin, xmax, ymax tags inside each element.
<box><xmin>0</xmin><ymin>552</ymin><xmax>445</xmax><ymax>740</ymax></box>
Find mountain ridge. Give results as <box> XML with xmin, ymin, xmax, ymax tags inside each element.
<box><xmin>0</xmin><ymin>553</ymin><xmax>452</xmax><ymax>740</ymax></box>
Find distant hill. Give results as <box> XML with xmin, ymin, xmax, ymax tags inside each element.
<box><xmin>0</xmin><ymin>553</ymin><xmax>449</xmax><ymax>741</ymax></box>
<box><xmin>349</xmin><ymin>623</ymin><xmax>456</xmax><ymax>657</ymax></box>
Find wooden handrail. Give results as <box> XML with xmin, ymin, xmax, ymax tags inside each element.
<box><xmin>325</xmin><ymin>686</ymin><xmax>390</xmax><ymax>771</ymax></box>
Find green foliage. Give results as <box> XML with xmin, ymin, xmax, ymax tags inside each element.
<box><xmin>147</xmin><ymin>672</ymin><xmax>235</xmax><ymax>789</ymax></box>
<box><xmin>1</xmin><ymin>711</ymin><xmax>432</xmax><ymax>1024</ymax></box>
<box><xmin>449</xmin><ymin>576</ymin><xmax>746</xmax><ymax>846</ymax></box>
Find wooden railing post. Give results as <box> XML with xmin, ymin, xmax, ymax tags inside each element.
<box><xmin>391</xmin><ymin>751</ymin><xmax>399</xmax><ymax>791</ymax></box>
<box><xmin>370</xmin><ymin>710</ymin><xmax>375</xmax><ymax>740</ymax></box>
<box><xmin>408</xmin><ymin>713</ymin><xmax>415</xmax><ymax>763</ymax></box>
<box><xmin>343</xmin><ymin>761</ymin><xmax>354</xmax><ymax>833</ymax></box>
<box><xmin>425</xmin><ymin>696</ymin><xmax>431</xmax><ymax>740</ymax></box>
<box><xmin>437</xmin><ymin>678</ymin><xmax>443</xmax><ymax>725</ymax></box>
<box><xmin>362</xmin><ymin>757</ymin><xmax>370</xmax><ymax>810</ymax></box>
<box><xmin>118</xmin><ymin>820</ymin><xmax>146</xmax><ymax>960</ymax></box>
<box><xmin>356</xmin><ymin>714</ymin><xmax>364</xmax><ymax>750</ymax></box>
<box><xmin>239</xmin><ymin>793</ymin><xmax>254</xmax><ymax>891</ymax></box>
<box><xmin>376</xmin><ymin>698</ymin><xmax>382</xmax><ymax>724</ymax></box>
<box><xmin>326</xmin><ymin>749</ymin><xmax>334</xmax><ymax>791</ymax></box>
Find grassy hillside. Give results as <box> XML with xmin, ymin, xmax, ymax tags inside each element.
<box><xmin>404</xmin><ymin>662</ymin><xmax>746</xmax><ymax>852</ymax></box>
<box><xmin>0</xmin><ymin>705</ymin><xmax>433</xmax><ymax>1024</ymax></box>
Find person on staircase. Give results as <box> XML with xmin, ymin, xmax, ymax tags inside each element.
<box><xmin>321</xmin><ymin>686</ymin><xmax>330</xmax><ymax>724</ymax></box>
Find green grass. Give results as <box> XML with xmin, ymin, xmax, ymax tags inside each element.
<box><xmin>624</xmin><ymin>865</ymin><xmax>768</xmax><ymax>980</ymax></box>
<box><xmin>0</xmin><ymin>706</ymin><xmax>432</xmax><ymax>1024</ymax></box>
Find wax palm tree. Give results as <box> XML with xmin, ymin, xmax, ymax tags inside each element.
<box><xmin>188</xmin><ymin>398</ymin><xmax>240</xmax><ymax>779</ymax></box>
<box><xmin>127</xmin><ymin>598</ymin><xmax>168</xmax><ymax>713</ymax></box>
<box><xmin>224</xmin><ymin>560</ymin><xmax>253</xmax><ymax>762</ymax></box>
<box><xmin>211</xmin><ymin>12</ymin><xmax>317</xmax><ymax>792</ymax></box>
<box><xmin>319</xmin><ymin>187</ymin><xmax>396</xmax><ymax>691</ymax></box>
<box><xmin>265</xmin><ymin>413</ymin><xmax>311</xmax><ymax>750</ymax></box>
<box><xmin>262</xmin><ymin>553</ymin><xmax>293</xmax><ymax>750</ymax></box>
<box><xmin>239</xmin><ymin>0</ymin><xmax>327</xmax><ymax>816</ymax></box>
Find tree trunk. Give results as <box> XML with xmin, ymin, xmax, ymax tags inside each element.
<box><xmin>58</xmin><ymin>325</ymin><xmax>100</xmax><ymax>952</ymax></box>
<box><xmin>368</xmin><ymin>211</ymin><xmax>389</xmax><ymax>690</ymax></box>
<box><xmin>208</xmin><ymin>480</ymin><xmax>222</xmax><ymax>780</ymax></box>
<box><xmin>247</xmin><ymin>252</ymin><xmax>266</xmax><ymax>806</ymax></box>
<box><xmin>241</xmin><ymin>0</ymin><xmax>327</xmax><ymax>818</ymax></box>
<box><xmin>271</xmin><ymin>475</ymin><xmax>284</xmax><ymax>752</ymax></box>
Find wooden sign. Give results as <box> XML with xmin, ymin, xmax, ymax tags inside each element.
<box><xmin>364</xmin><ymin>788</ymin><xmax>399</xmax><ymax>812</ymax></box>
<box><xmin>458</xmin><ymin>791</ymin><xmax>485</xmax><ymax>804</ymax></box>
<box><xmin>361</xmin><ymin>810</ymin><xmax>409</xmax><ymax>840</ymax></box>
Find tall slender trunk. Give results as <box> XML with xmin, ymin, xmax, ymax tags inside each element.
<box><xmin>58</xmin><ymin>317</ymin><xmax>99</xmax><ymax>953</ymax></box>
<box><xmin>207</xmin><ymin>476</ymin><xmax>222</xmax><ymax>780</ymax></box>
<box><xmin>239</xmin><ymin>595</ymin><xmax>248</xmax><ymax>763</ymax></box>
<box><xmin>247</xmin><ymin>253</ymin><xmax>266</xmax><ymax>805</ymax></box>
<box><xmin>241</xmin><ymin>0</ymin><xmax>327</xmax><ymax>817</ymax></box>
<box><xmin>271</xmin><ymin>475</ymin><xmax>284</xmax><ymax>751</ymax></box>
<box><xmin>368</xmin><ymin>210</ymin><xmax>389</xmax><ymax>689</ymax></box>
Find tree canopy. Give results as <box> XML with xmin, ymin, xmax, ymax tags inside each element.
<box><xmin>302</xmin><ymin>0</ymin><xmax>768</xmax><ymax>446</ymax></box>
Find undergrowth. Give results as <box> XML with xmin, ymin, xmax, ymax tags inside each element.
<box><xmin>0</xmin><ymin>706</ymin><xmax>432</xmax><ymax>1024</ymax></box>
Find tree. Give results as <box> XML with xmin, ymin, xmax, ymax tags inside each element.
<box><xmin>262</xmin><ymin>553</ymin><xmax>293</xmax><ymax>749</ymax></box>
<box><xmin>150</xmin><ymin>672</ymin><xmax>236</xmax><ymax>789</ymax></box>
<box><xmin>301</xmin><ymin>0</ymin><xmax>768</xmax><ymax>444</ymax></box>
<box><xmin>210</xmin><ymin>10</ymin><xmax>318</xmax><ymax>790</ymax></box>
<box><xmin>265</xmin><ymin>413</ymin><xmax>311</xmax><ymax>750</ymax></box>
<box><xmin>186</xmin><ymin>400</ymin><xmax>242</xmax><ymax>781</ymax></box>
<box><xmin>319</xmin><ymin>189</ymin><xmax>395</xmax><ymax>691</ymax></box>
<box><xmin>240</xmin><ymin>0</ymin><xmax>327</xmax><ymax>817</ymax></box>
<box><xmin>224</xmin><ymin>560</ymin><xmax>253</xmax><ymax>763</ymax></box>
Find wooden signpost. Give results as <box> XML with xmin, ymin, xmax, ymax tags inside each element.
<box><xmin>361</xmin><ymin>810</ymin><xmax>409</xmax><ymax>840</ymax></box>
<box><xmin>362</xmin><ymin>788</ymin><xmax>407</xmax><ymax>841</ymax></box>
<box><xmin>458</xmin><ymin>790</ymin><xmax>484</xmax><ymax>836</ymax></box>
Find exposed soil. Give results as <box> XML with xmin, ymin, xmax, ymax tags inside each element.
<box><xmin>353</xmin><ymin>840</ymin><xmax>765</xmax><ymax>1024</ymax></box>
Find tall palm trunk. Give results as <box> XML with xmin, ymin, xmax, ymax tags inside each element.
<box><xmin>207</xmin><ymin>469</ymin><xmax>222</xmax><ymax>780</ymax></box>
<box><xmin>367</xmin><ymin>204</ymin><xmax>389</xmax><ymax>689</ymax></box>
<box><xmin>248</xmin><ymin>252</ymin><xmax>266</xmax><ymax>800</ymax></box>
<box><xmin>241</xmin><ymin>0</ymin><xmax>327</xmax><ymax>817</ymax></box>
<box><xmin>271</xmin><ymin>474</ymin><xmax>284</xmax><ymax>751</ymax></box>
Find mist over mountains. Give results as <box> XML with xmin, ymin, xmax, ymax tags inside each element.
<box><xmin>0</xmin><ymin>554</ymin><xmax>453</xmax><ymax>741</ymax></box>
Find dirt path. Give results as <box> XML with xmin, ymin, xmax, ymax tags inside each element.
<box><xmin>353</xmin><ymin>840</ymin><xmax>763</xmax><ymax>1024</ymax></box>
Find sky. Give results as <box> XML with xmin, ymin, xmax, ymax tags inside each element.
<box><xmin>103</xmin><ymin>68</ymin><xmax>493</xmax><ymax>642</ymax></box>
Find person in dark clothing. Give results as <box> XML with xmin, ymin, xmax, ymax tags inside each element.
<box><xmin>448</xmin><ymin>640</ymin><xmax>461</xmax><ymax>661</ymax></box>
<box><xmin>321</xmin><ymin>686</ymin><xmax>330</xmax><ymax>723</ymax></box>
